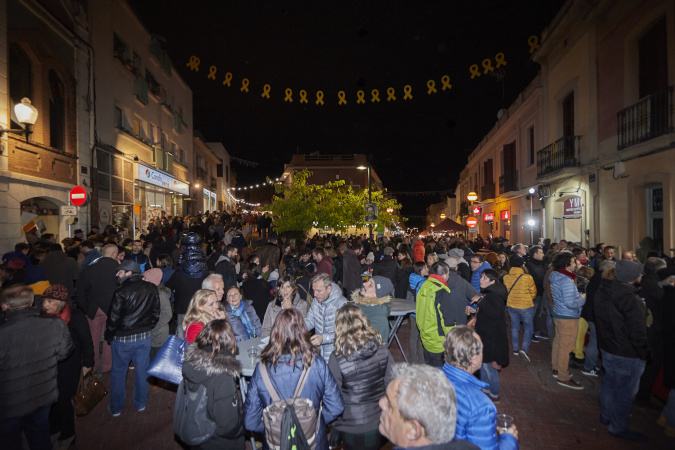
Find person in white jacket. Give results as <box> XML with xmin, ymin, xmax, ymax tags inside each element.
<box><xmin>304</xmin><ymin>273</ymin><xmax>348</xmax><ymax>362</ymax></box>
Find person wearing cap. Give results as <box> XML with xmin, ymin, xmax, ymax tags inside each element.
<box><xmin>594</xmin><ymin>259</ymin><xmax>648</xmax><ymax>441</ymax></box>
<box><xmin>72</xmin><ymin>229</ymin><xmax>84</xmax><ymax>243</ymax></box>
<box><xmin>40</xmin><ymin>284</ymin><xmax>94</xmax><ymax>449</ymax></box>
<box><xmin>448</xmin><ymin>248</ymin><xmax>471</xmax><ymax>283</ymax></box>
<box><xmin>503</xmin><ymin>255</ymin><xmax>538</xmax><ymax>362</ymax></box>
<box><xmin>352</xmin><ymin>275</ymin><xmax>394</xmax><ymax>343</ymax></box>
<box><xmin>105</xmin><ymin>259</ymin><xmax>161</xmax><ymax>417</ymax></box>
<box><xmin>0</xmin><ymin>284</ymin><xmax>73</xmax><ymax>449</ymax></box>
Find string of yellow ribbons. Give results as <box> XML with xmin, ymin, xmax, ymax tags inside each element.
<box><xmin>185</xmin><ymin>36</ymin><xmax>539</xmax><ymax>106</ymax></box>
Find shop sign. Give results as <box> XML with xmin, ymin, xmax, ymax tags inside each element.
<box><xmin>137</xmin><ymin>163</ymin><xmax>189</xmax><ymax>195</ymax></box>
<box><xmin>500</xmin><ymin>210</ymin><xmax>510</xmax><ymax>220</ymax></box>
<box><xmin>472</xmin><ymin>206</ymin><xmax>482</xmax><ymax>215</ymax></box>
<box><xmin>483</xmin><ymin>212</ymin><xmax>494</xmax><ymax>221</ymax></box>
<box><xmin>563</xmin><ymin>195</ymin><xmax>582</xmax><ymax>217</ymax></box>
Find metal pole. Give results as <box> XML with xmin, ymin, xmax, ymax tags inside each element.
<box><xmin>368</xmin><ymin>167</ymin><xmax>372</xmax><ymax>241</ymax></box>
<box><xmin>530</xmin><ymin>195</ymin><xmax>534</xmax><ymax>245</ymax></box>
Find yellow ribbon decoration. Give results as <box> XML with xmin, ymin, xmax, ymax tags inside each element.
<box><xmin>441</xmin><ymin>75</ymin><xmax>452</xmax><ymax>91</ymax></box>
<box><xmin>208</xmin><ymin>66</ymin><xmax>217</xmax><ymax>80</ymax></box>
<box><xmin>261</xmin><ymin>84</ymin><xmax>271</xmax><ymax>98</ymax></box>
<box><xmin>403</xmin><ymin>85</ymin><xmax>413</xmax><ymax>100</ymax></box>
<box><xmin>299</xmin><ymin>90</ymin><xmax>308</xmax><ymax>104</ymax></box>
<box><xmin>356</xmin><ymin>90</ymin><xmax>366</xmax><ymax>104</ymax></box>
<box><xmin>186</xmin><ymin>56</ymin><xmax>200</xmax><ymax>71</ymax></box>
<box><xmin>284</xmin><ymin>88</ymin><xmax>293</xmax><ymax>103</ymax></box>
<box><xmin>482</xmin><ymin>58</ymin><xmax>494</xmax><ymax>74</ymax></box>
<box><xmin>371</xmin><ymin>89</ymin><xmax>380</xmax><ymax>103</ymax></box>
<box><xmin>240</xmin><ymin>78</ymin><xmax>250</xmax><ymax>93</ymax></box>
<box><xmin>338</xmin><ymin>91</ymin><xmax>347</xmax><ymax>105</ymax></box>
<box><xmin>427</xmin><ymin>80</ymin><xmax>438</xmax><ymax>94</ymax></box>
<box><xmin>495</xmin><ymin>53</ymin><xmax>507</xmax><ymax>68</ymax></box>
<box><xmin>469</xmin><ymin>64</ymin><xmax>481</xmax><ymax>79</ymax></box>
<box><xmin>223</xmin><ymin>72</ymin><xmax>233</xmax><ymax>87</ymax></box>
<box><xmin>387</xmin><ymin>87</ymin><xmax>396</xmax><ymax>101</ymax></box>
<box><xmin>316</xmin><ymin>91</ymin><xmax>324</xmax><ymax>105</ymax></box>
<box><xmin>528</xmin><ymin>35</ymin><xmax>540</xmax><ymax>54</ymax></box>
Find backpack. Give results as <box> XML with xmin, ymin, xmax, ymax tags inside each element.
<box><xmin>259</xmin><ymin>361</ymin><xmax>319</xmax><ymax>450</ymax></box>
<box><xmin>173</xmin><ymin>379</ymin><xmax>217</xmax><ymax>446</ymax></box>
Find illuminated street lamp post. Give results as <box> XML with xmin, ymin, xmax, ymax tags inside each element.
<box><xmin>528</xmin><ymin>187</ymin><xmax>536</xmax><ymax>245</ymax></box>
<box><xmin>357</xmin><ymin>165</ymin><xmax>372</xmax><ymax>241</ymax></box>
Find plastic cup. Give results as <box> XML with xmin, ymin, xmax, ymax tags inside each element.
<box><xmin>247</xmin><ymin>348</ymin><xmax>258</xmax><ymax>362</ymax></box>
<box><xmin>496</xmin><ymin>414</ymin><xmax>513</xmax><ymax>432</ymax></box>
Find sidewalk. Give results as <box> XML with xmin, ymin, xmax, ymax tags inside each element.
<box><xmin>74</xmin><ymin>319</ymin><xmax>671</xmax><ymax>449</ymax></box>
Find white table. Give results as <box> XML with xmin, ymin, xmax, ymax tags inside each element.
<box><xmin>235</xmin><ymin>336</ymin><xmax>265</xmax><ymax>449</ymax></box>
<box><xmin>388</xmin><ymin>298</ymin><xmax>416</xmax><ymax>363</ymax></box>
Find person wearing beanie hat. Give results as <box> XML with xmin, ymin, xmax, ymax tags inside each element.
<box><xmin>594</xmin><ymin>254</ymin><xmax>649</xmax><ymax>441</ymax></box>
<box><xmin>448</xmin><ymin>248</ymin><xmax>471</xmax><ymax>283</ymax></box>
<box><xmin>351</xmin><ymin>275</ymin><xmax>393</xmax><ymax>343</ymax></box>
<box><xmin>143</xmin><ymin>269</ymin><xmax>173</xmax><ymax>365</ymax></box>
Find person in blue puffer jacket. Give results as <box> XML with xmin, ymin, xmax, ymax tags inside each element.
<box><xmin>442</xmin><ymin>326</ymin><xmax>519</xmax><ymax>450</ymax></box>
<box><xmin>469</xmin><ymin>255</ymin><xmax>493</xmax><ymax>293</ymax></box>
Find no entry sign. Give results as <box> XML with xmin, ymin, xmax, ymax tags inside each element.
<box><xmin>69</xmin><ymin>186</ymin><xmax>88</xmax><ymax>206</ymax></box>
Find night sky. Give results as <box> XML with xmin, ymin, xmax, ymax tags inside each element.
<box><xmin>128</xmin><ymin>0</ymin><xmax>564</xmax><ymax>224</ymax></box>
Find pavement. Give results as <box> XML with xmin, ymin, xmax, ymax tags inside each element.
<box><xmin>74</xmin><ymin>317</ymin><xmax>672</xmax><ymax>450</ymax></box>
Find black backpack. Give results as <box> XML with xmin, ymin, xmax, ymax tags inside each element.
<box><xmin>173</xmin><ymin>379</ymin><xmax>217</xmax><ymax>446</ymax></box>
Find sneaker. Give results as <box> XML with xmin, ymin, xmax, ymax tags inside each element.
<box><xmin>108</xmin><ymin>406</ymin><xmax>121</xmax><ymax>417</ymax></box>
<box><xmin>552</xmin><ymin>369</ymin><xmax>558</xmax><ymax>378</ymax></box>
<box><xmin>137</xmin><ymin>406</ymin><xmax>146</xmax><ymax>412</ymax></box>
<box><xmin>609</xmin><ymin>430</ymin><xmax>647</xmax><ymax>441</ymax></box>
<box><xmin>489</xmin><ymin>395</ymin><xmax>501</xmax><ymax>404</ymax></box>
<box><xmin>581</xmin><ymin>368</ymin><xmax>600</xmax><ymax>377</ymax></box>
<box><xmin>534</xmin><ymin>331</ymin><xmax>549</xmax><ymax>340</ymax></box>
<box><xmin>513</xmin><ymin>351</ymin><xmax>519</xmax><ymax>356</ymax></box>
<box><xmin>557</xmin><ymin>379</ymin><xmax>584</xmax><ymax>390</ymax></box>
<box><xmin>531</xmin><ymin>336</ymin><xmax>540</xmax><ymax>343</ymax></box>
<box><xmin>519</xmin><ymin>350</ymin><xmax>531</xmax><ymax>362</ymax></box>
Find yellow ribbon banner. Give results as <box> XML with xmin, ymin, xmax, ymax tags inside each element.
<box><xmin>261</xmin><ymin>84</ymin><xmax>271</xmax><ymax>98</ymax></box>
<box><xmin>357</xmin><ymin>90</ymin><xmax>366</xmax><ymax>104</ymax></box>
<box><xmin>223</xmin><ymin>72</ymin><xmax>233</xmax><ymax>87</ymax></box>
<box><xmin>299</xmin><ymin>90</ymin><xmax>308</xmax><ymax>104</ymax></box>
<box><xmin>240</xmin><ymin>78</ymin><xmax>249</xmax><ymax>93</ymax></box>
<box><xmin>187</xmin><ymin>55</ymin><xmax>200</xmax><ymax>71</ymax></box>
<box><xmin>285</xmin><ymin>88</ymin><xmax>293</xmax><ymax>103</ymax></box>
<box><xmin>208</xmin><ymin>66</ymin><xmax>217</xmax><ymax>80</ymax></box>
<box><xmin>528</xmin><ymin>35</ymin><xmax>540</xmax><ymax>54</ymax></box>
<box><xmin>316</xmin><ymin>91</ymin><xmax>324</xmax><ymax>105</ymax></box>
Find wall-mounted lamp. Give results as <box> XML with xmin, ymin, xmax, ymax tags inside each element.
<box><xmin>1</xmin><ymin>98</ymin><xmax>39</xmax><ymax>143</ymax></box>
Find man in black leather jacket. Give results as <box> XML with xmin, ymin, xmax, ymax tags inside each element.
<box><xmin>105</xmin><ymin>260</ymin><xmax>160</xmax><ymax>417</ymax></box>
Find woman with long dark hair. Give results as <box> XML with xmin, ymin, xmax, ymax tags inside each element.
<box><xmin>260</xmin><ymin>275</ymin><xmax>308</xmax><ymax>337</ymax></box>
<box><xmin>242</xmin><ymin>309</ymin><xmax>344</xmax><ymax>449</ymax></box>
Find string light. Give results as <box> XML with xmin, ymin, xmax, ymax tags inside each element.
<box><xmin>226</xmin><ymin>175</ymin><xmax>284</xmax><ymax>208</ymax></box>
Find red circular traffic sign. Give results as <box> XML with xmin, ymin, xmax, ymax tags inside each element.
<box><xmin>69</xmin><ymin>186</ymin><xmax>88</xmax><ymax>206</ymax></box>
<box><xmin>465</xmin><ymin>217</ymin><xmax>478</xmax><ymax>227</ymax></box>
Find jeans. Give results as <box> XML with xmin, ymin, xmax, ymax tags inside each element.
<box><xmin>507</xmin><ymin>307</ymin><xmax>534</xmax><ymax>353</ymax></box>
<box><xmin>110</xmin><ymin>336</ymin><xmax>151</xmax><ymax>414</ymax></box>
<box><xmin>663</xmin><ymin>389</ymin><xmax>675</xmax><ymax>427</ymax></box>
<box><xmin>480</xmin><ymin>363</ymin><xmax>500</xmax><ymax>396</ymax></box>
<box><xmin>0</xmin><ymin>405</ymin><xmax>51</xmax><ymax>450</ymax></box>
<box><xmin>423</xmin><ymin>348</ymin><xmax>445</xmax><ymax>367</ymax></box>
<box><xmin>599</xmin><ymin>350</ymin><xmax>646</xmax><ymax>434</ymax></box>
<box><xmin>88</xmin><ymin>308</ymin><xmax>112</xmax><ymax>372</ymax></box>
<box><xmin>532</xmin><ymin>295</ymin><xmax>545</xmax><ymax>333</ymax></box>
<box><xmin>583</xmin><ymin>322</ymin><xmax>599</xmax><ymax>371</ymax></box>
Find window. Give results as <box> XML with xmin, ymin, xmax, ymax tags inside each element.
<box><xmin>562</xmin><ymin>93</ymin><xmax>574</xmax><ymax>136</ymax></box>
<box><xmin>161</xmin><ymin>132</ymin><xmax>168</xmax><ymax>151</ymax></box>
<box><xmin>639</xmin><ymin>17</ymin><xmax>667</xmax><ymax>98</ymax></box>
<box><xmin>226</xmin><ymin>165</ymin><xmax>229</xmax><ymax>182</ymax></box>
<box><xmin>146</xmin><ymin>70</ymin><xmax>160</xmax><ymax>96</ymax></box>
<box><xmin>647</xmin><ymin>184</ymin><xmax>663</xmax><ymax>252</ymax></box>
<box><xmin>49</xmin><ymin>71</ymin><xmax>66</xmax><ymax>149</ymax></box>
<box><xmin>180</xmin><ymin>148</ymin><xmax>186</xmax><ymax>163</ymax></box>
<box><xmin>133</xmin><ymin>117</ymin><xmax>141</xmax><ymax>138</ymax></box>
<box><xmin>113</xmin><ymin>34</ymin><xmax>129</xmax><ymax>61</ymax></box>
<box><xmin>9</xmin><ymin>44</ymin><xmax>32</xmax><ymax>128</ymax></box>
<box><xmin>114</xmin><ymin>106</ymin><xmax>125</xmax><ymax>129</ymax></box>
<box><xmin>196</xmin><ymin>155</ymin><xmax>203</xmax><ymax>168</ymax></box>
<box><xmin>527</xmin><ymin>126</ymin><xmax>535</xmax><ymax>166</ymax></box>
<box><xmin>133</xmin><ymin>52</ymin><xmax>141</xmax><ymax>71</ymax></box>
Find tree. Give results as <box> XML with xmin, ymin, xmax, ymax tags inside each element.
<box><xmin>269</xmin><ymin>169</ymin><xmax>405</xmax><ymax>234</ymax></box>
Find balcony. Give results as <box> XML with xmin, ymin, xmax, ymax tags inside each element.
<box><xmin>481</xmin><ymin>182</ymin><xmax>496</xmax><ymax>200</ymax></box>
<box><xmin>499</xmin><ymin>171</ymin><xmax>518</xmax><ymax>194</ymax></box>
<box><xmin>617</xmin><ymin>86</ymin><xmax>673</xmax><ymax>150</ymax></box>
<box><xmin>196</xmin><ymin>167</ymin><xmax>207</xmax><ymax>181</ymax></box>
<box><xmin>537</xmin><ymin>136</ymin><xmax>581</xmax><ymax>177</ymax></box>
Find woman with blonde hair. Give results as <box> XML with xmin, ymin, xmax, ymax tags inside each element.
<box><xmin>183</xmin><ymin>289</ymin><xmax>227</xmax><ymax>343</ymax></box>
<box><xmin>243</xmin><ymin>309</ymin><xmax>344</xmax><ymax>449</ymax></box>
<box><xmin>327</xmin><ymin>303</ymin><xmax>394</xmax><ymax>450</ymax></box>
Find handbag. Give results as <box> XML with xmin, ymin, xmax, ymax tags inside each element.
<box><xmin>147</xmin><ymin>324</ymin><xmax>194</xmax><ymax>385</ymax></box>
<box><xmin>71</xmin><ymin>372</ymin><xmax>108</xmax><ymax>416</ymax></box>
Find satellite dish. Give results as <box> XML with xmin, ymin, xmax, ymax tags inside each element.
<box><xmin>497</xmin><ymin>108</ymin><xmax>507</xmax><ymax>119</ymax></box>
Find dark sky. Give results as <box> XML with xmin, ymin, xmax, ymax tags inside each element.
<box><xmin>128</xmin><ymin>0</ymin><xmax>564</xmax><ymax>222</ymax></box>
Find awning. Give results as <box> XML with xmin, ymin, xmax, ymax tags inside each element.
<box><xmin>432</xmin><ymin>218</ymin><xmax>468</xmax><ymax>233</ymax></box>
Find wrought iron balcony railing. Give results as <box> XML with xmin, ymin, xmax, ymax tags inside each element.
<box><xmin>481</xmin><ymin>182</ymin><xmax>495</xmax><ymax>200</ymax></box>
<box><xmin>537</xmin><ymin>136</ymin><xmax>581</xmax><ymax>177</ymax></box>
<box><xmin>617</xmin><ymin>86</ymin><xmax>673</xmax><ymax>150</ymax></box>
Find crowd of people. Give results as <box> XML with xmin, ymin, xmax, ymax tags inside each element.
<box><xmin>1</xmin><ymin>210</ymin><xmax>674</xmax><ymax>449</ymax></box>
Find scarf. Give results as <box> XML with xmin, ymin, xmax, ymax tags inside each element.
<box><xmin>559</xmin><ymin>269</ymin><xmax>577</xmax><ymax>282</ymax></box>
<box><xmin>231</xmin><ymin>301</ymin><xmax>255</xmax><ymax>339</ymax></box>
<box><xmin>42</xmin><ymin>301</ymin><xmax>72</xmax><ymax>324</ymax></box>
<box><xmin>429</xmin><ymin>274</ymin><xmax>447</xmax><ymax>286</ymax></box>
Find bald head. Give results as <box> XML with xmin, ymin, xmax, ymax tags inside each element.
<box><xmin>101</xmin><ymin>244</ymin><xmax>119</xmax><ymax>258</ymax></box>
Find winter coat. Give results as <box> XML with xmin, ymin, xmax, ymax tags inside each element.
<box><xmin>475</xmin><ymin>282</ymin><xmax>510</xmax><ymax>366</ymax></box>
<box><xmin>442</xmin><ymin>364</ymin><xmax>518</xmax><ymax>450</ymax></box>
<box><xmin>581</xmin><ymin>272</ymin><xmax>602</xmax><ymax>323</ymax></box>
<box><xmin>214</xmin><ymin>255</ymin><xmax>238</xmax><ymax>289</ymax></box>
<box><xmin>662</xmin><ymin>285</ymin><xmax>675</xmax><ymax>388</ymax></box>
<box><xmin>594</xmin><ymin>279</ymin><xmax>648</xmax><ymax>360</ymax></box>
<box><xmin>125</xmin><ymin>251</ymin><xmax>151</xmax><ymax>273</ymax></box>
<box><xmin>243</xmin><ymin>355</ymin><xmax>344</xmax><ymax>450</ymax></box>
<box><xmin>304</xmin><ymin>282</ymin><xmax>348</xmax><ymax>362</ymax></box>
<box><xmin>106</xmin><ymin>274</ymin><xmax>161</xmax><ymax>339</ymax></box>
<box><xmin>470</xmin><ymin>261</ymin><xmax>492</xmax><ymax>291</ymax></box>
<box><xmin>224</xmin><ymin>300</ymin><xmax>262</xmax><ymax>342</ymax></box>
<box><xmin>416</xmin><ymin>276</ymin><xmax>459</xmax><ymax>354</ymax></box>
<box><xmin>456</xmin><ymin>260</ymin><xmax>472</xmax><ymax>283</ymax></box>
<box><xmin>409</xmin><ymin>273</ymin><xmax>426</xmax><ymax>295</ymax></box>
<box><xmin>80</xmin><ymin>248</ymin><xmax>103</xmax><ymax>271</ymax></box>
<box><xmin>446</xmin><ymin>270</ymin><xmax>480</xmax><ymax>308</ymax></box>
<box><xmin>525</xmin><ymin>258</ymin><xmax>547</xmax><ymax>295</ymax></box>
<box><xmin>641</xmin><ymin>272</ymin><xmax>664</xmax><ymax>332</ymax></box>
<box><xmin>260</xmin><ymin>293</ymin><xmax>308</xmax><ymax>338</ymax></box>
<box><xmin>503</xmin><ymin>267</ymin><xmax>537</xmax><ymax>310</ymax></box>
<box><xmin>328</xmin><ymin>340</ymin><xmax>394</xmax><ymax>433</ymax></box>
<box><xmin>166</xmin><ymin>270</ymin><xmax>208</xmax><ymax>315</ymax></box>
<box><xmin>182</xmin><ymin>344</ymin><xmax>245</xmax><ymax>449</ymax></box>
<box><xmin>351</xmin><ymin>290</ymin><xmax>391</xmax><ymax>343</ymax></box>
<box><xmin>373</xmin><ymin>257</ymin><xmax>399</xmax><ymax>287</ymax></box>
<box><xmin>242</xmin><ymin>277</ymin><xmax>273</xmax><ymax>325</ymax></box>
<box><xmin>151</xmin><ymin>285</ymin><xmax>173</xmax><ymax>348</ymax></box>
<box><xmin>40</xmin><ymin>251</ymin><xmax>79</xmax><ymax>300</ymax></box>
<box><xmin>549</xmin><ymin>270</ymin><xmax>585</xmax><ymax>319</ymax></box>
<box><xmin>413</xmin><ymin>240</ymin><xmax>426</xmax><ymax>262</ymax></box>
<box><xmin>314</xmin><ymin>256</ymin><xmax>335</xmax><ymax>278</ymax></box>
<box><xmin>341</xmin><ymin>250</ymin><xmax>363</xmax><ymax>293</ymax></box>
<box><xmin>257</xmin><ymin>243</ymin><xmax>281</xmax><ymax>272</ymax></box>
<box><xmin>0</xmin><ymin>308</ymin><xmax>74</xmax><ymax>420</ymax></box>
<box><xmin>395</xmin><ymin>266</ymin><xmax>414</xmax><ymax>299</ymax></box>
<box><xmin>75</xmin><ymin>257</ymin><xmax>120</xmax><ymax>319</ymax></box>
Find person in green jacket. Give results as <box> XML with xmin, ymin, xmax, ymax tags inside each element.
<box><xmin>352</xmin><ymin>275</ymin><xmax>393</xmax><ymax>344</ymax></box>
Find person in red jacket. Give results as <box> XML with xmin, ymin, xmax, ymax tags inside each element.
<box><xmin>413</xmin><ymin>238</ymin><xmax>426</xmax><ymax>263</ymax></box>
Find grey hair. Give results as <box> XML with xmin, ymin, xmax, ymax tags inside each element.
<box><xmin>311</xmin><ymin>272</ymin><xmax>332</xmax><ymax>289</ymax></box>
<box><xmin>443</xmin><ymin>326</ymin><xmax>483</xmax><ymax>370</ymax></box>
<box><xmin>391</xmin><ymin>363</ymin><xmax>457</xmax><ymax>444</ymax></box>
<box><xmin>644</xmin><ymin>257</ymin><xmax>667</xmax><ymax>274</ymax></box>
<box><xmin>202</xmin><ymin>273</ymin><xmax>224</xmax><ymax>290</ymax></box>
<box><xmin>598</xmin><ymin>259</ymin><xmax>616</xmax><ymax>273</ymax></box>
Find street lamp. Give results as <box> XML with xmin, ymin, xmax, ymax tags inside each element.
<box><xmin>1</xmin><ymin>98</ymin><xmax>39</xmax><ymax>143</ymax></box>
<box><xmin>357</xmin><ymin>165</ymin><xmax>373</xmax><ymax>240</ymax></box>
<box><xmin>440</xmin><ymin>213</ymin><xmax>446</xmax><ymax>220</ymax></box>
<box><xmin>528</xmin><ymin>187</ymin><xmax>536</xmax><ymax>244</ymax></box>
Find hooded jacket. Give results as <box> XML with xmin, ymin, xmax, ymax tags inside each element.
<box><xmin>182</xmin><ymin>344</ymin><xmax>244</xmax><ymax>449</ymax></box>
<box><xmin>416</xmin><ymin>276</ymin><xmax>458</xmax><ymax>354</ymax></box>
<box><xmin>549</xmin><ymin>270</ymin><xmax>585</xmax><ymax>319</ymax></box>
<box><xmin>413</xmin><ymin>240</ymin><xmax>426</xmax><ymax>262</ymax></box>
<box><xmin>351</xmin><ymin>290</ymin><xmax>392</xmax><ymax>343</ymax></box>
<box><xmin>304</xmin><ymin>282</ymin><xmax>348</xmax><ymax>361</ymax></box>
<box><xmin>470</xmin><ymin>261</ymin><xmax>492</xmax><ymax>291</ymax></box>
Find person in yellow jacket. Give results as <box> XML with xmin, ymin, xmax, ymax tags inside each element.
<box><xmin>503</xmin><ymin>255</ymin><xmax>537</xmax><ymax>362</ymax></box>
